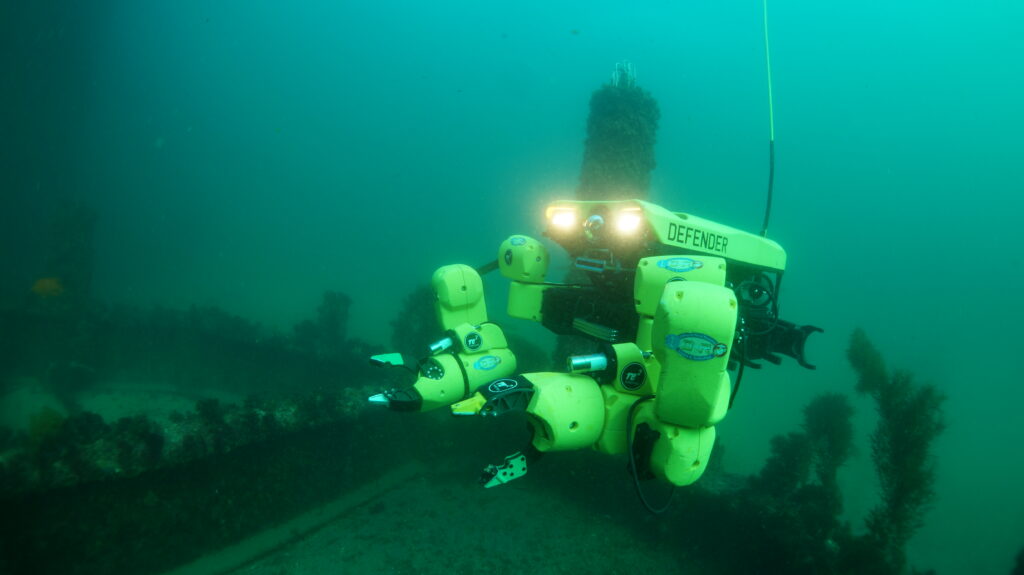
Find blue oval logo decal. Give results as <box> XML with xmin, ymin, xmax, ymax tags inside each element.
<box><xmin>665</xmin><ymin>333</ymin><xmax>728</xmax><ymax>361</ymax></box>
<box><xmin>474</xmin><ymin>355</ymin><xmax>502</xmax><ymax>370</ymax></box>
<box><xmin>657</xmin><ymin>257</ymin><xmax>704</xmax><ymax>273</ymax></box>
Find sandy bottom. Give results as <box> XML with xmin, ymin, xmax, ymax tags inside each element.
<box><xmin>0</xmin><ymin>377</ymin><xmax>74</xmax><ymax>431</ymax></box>
<box><xmin>0</xmin><ymin>377</ymin><xmax>243</xmax><ymax>432</ymax></box>
<box><xmin>77</xmin><ymin>382</ymin><xmax>243</xmax><ymax>423</ymax></box>
<box><xmin>175</xmin><ymin>454</ymin><xmax>693</xmax><ymax>575</ymax></box>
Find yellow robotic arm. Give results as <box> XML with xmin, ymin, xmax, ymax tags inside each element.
<box><xmin>368</xmin><ymin>264</ymin><xmax>517</xmax><ymax>412</ymax></box>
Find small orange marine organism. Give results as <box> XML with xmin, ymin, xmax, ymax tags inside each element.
<box><xmin>31</xmin><ymin>277</ymin><xmax>65</xmax><ymax>298</ymax></box>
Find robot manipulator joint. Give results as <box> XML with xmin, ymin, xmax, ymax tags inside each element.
<box><xmin>368</xmin><ymin>264</ymin><xmax>520</xmax><ymax>413</ymax></box>
<box><xmin>368</xmin><ymin>323</ymin><xmax>519</xmax><ymax>412</ymax></box>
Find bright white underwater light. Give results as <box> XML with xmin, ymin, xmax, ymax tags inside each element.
<box><xmin>548</xmin><ymin>208</ymin><xmax>577</xmax><ymax>229</ymax></box>
<box><xmin>615</xmin><ymin>209</ymin><xmax>643</xmax><ymax>234</ymax></box>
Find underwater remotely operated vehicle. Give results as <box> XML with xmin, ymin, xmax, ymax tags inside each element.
<box><xmin>368</xmin><ymin>199</ymin><xmax>820</xmax><ymax>508</ymax></box>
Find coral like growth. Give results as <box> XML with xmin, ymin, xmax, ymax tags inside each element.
<box><xmin>847</xmin><ymin>328</ymin><xmax>946</xmax><ymax>572</ymax></box>
<box><xmin>577</xmin><ymin>81</ymin><xmax>660</xmax><ymax>201</ymax></box>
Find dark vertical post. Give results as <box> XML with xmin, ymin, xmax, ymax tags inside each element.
<box><xmin>577</xmin><ymin>62</ymin><xmax>661</xmax><ymax>201</ymax></box>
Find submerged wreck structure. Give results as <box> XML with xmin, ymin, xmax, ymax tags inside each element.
<box><xmin>0</xmin><ymin>204</ymin><xmax>420</xmax><ymax>573</ymax></box>
<box><xmin>0</xmin><ymin>288</ymin><xmax>407</xmax><ymax>574</ymax></box>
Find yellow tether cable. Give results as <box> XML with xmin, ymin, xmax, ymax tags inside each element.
<box><xmin>760</xmin><ymin>0</ymin><xmax>776</xmax><ymax>237</ymax></box>
<box><xmin>763</xmin><ymin>0</ymin><xmax>776</xmax><ymax>142</ymax></box>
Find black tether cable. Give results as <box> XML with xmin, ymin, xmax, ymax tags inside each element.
<box><xmin>476</xmin><ymin>259</ymin><xmax>499</xmax><ymax>275</ymax></box>
<box><xmin>626</xmin><ymin>395</ymin><xmax>675</xmax><ymax>514</ymax></box>
<box><xmin>761</xmin><ymin>139</ymin><xmax>775</xmax><ymax>237</ymax></box>
<box><xmin>729</xmin><ymin>340</ymin><xmax>747</xmax><ymax>410</ymax></box>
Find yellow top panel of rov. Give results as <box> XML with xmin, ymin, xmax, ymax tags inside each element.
<box><xmin>544</xmin><ymin>199</ymin><xmax>786</xmax><ymax>272</ymax></box>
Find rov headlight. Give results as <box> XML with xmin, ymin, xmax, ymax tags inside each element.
<box><xmin>613</xmin><ymin>208</ymin><xmax>644</xmax><ymax>235</ymax></box>
<box><xmin>546</xmin><ymin>207</ymin><xmax>578</xmax><ymax>230</ymax></box>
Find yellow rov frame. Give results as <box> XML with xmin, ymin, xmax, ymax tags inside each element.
<box><xmin>369</xmin><ymin>199</ymin><xmax>817</xmax><ymax>499</ymax></box>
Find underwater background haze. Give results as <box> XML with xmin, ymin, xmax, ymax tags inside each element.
<box><xmin>3</xmin><ymin>0</ymin><xmax>1023</xmax><ymax>573</ymax></box>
